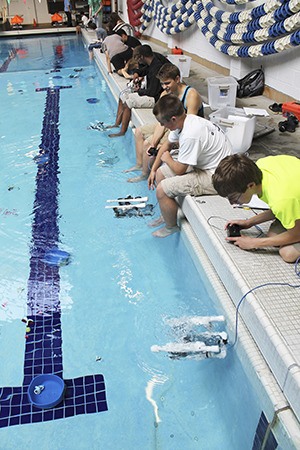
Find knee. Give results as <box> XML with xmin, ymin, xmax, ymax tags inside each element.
<box><xmin>135</xmin><ymin>127</ymin><xmax>143</xmax><ymax>140</ymax></box>
<box><xmin>279</xmin><ymin>246</ymin><xmax>300</xmax><ymax>263</ymax></box>
<box><xmin>156</xmin><ymin>183</ymin><xmax>165</xmax><ymax>201</ymax></box>
<box><xmin>156</xmin><ymin>168</ymin><xmax>165</xmax><ymax>185</ymax></box>
<box><xmin>143</xmin><ymin>139</ymin><xmax>149</xmax><ymax>151</ymax></box>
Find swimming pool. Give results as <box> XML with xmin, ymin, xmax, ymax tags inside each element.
<box><xmin>0</xmin><ymin>34</ymin><xmax>264</xmax><ymax>449</ymax></box>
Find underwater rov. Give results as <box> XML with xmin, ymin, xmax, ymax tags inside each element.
<box><xmin>151</xmin><ymin>315</ymin><xmax>228</xmax><ymax>360</ymax></box>
<box><xmin>88</xmin><ymin>121</ymin><xmax>106</xmax><ymax>131</ymax></box>
<box><xmin>105</xmin><ymin>196</ymin><xmax>154</xmax><ymax>218</ymax></box>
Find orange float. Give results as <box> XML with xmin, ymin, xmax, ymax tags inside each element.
<box><xmin>51</xmin><ymin>13</ymin><xmax>63</xmax><ymax>23</ymax></box>
<box><xmin>11</xmin><ymin>15</ymin><xmax>24</xmax><ymax>25</ymax></box>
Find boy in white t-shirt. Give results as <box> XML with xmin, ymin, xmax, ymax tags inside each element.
<box><xmin>148</xmin><ymin>95</ymin><xmax>232</xmax><ymax>238</ymax></box>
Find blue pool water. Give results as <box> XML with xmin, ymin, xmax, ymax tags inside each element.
<box><xmin>0</xmin><ymin>34</ymin><xmax>261</xmax><ymax>449</ymax></box>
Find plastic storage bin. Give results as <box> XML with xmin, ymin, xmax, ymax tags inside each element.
<box><xmin>207</xmin><ymin>76</ymin><xmax>238</xmax><ymax>110</ymax></box>
<box><xmin>209</xmin><ymin>107</ymin><xmax>256</xmax><ymax>154</ymax></box>
<box><xmin>167</xmin><ymin>54</ymin><xmax>192</xmax><ymax>78</ymax></box>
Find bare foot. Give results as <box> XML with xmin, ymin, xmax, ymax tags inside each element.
<box><xmin>152</xmin><ymin>226</ymin><xmax>180</xmax><ymax>238</ymax></box>
<box><xmin>105</xmin><ymin>124</ymin><xmax>119</xmax><ymax>129</ymax></box>
<box><xmin>147</xmin><ymin>216</ymin><xmax>165</xmax><ymax>228</ymax></box>
<box><xmin>108</xmin><ymin>132</ymin><xmax>125</xmax><ymax>138</ymax></box>
<box><xmin>127</xmin><ymin>174</ymin><xmax>148</xmax><ymax>183</ymax></box>
<box><xmin>123</xmin><ymin>165</ymin><xmax>142</xmax><ymax>173</ymax></box>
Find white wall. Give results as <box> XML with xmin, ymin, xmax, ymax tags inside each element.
<box><xmin>260</xmin><ymin>50</ymin><xmax>300</xmax><ymax>100</ymax></box>
<box><xmin>4</xmin><ymin>0</ymin><xmax>52</xmax><ymax>25</ymax></box>
<box><xmin>147</xmin><ymin>21</ymin><xmax>231</xmax><ymax>71</ymax></box>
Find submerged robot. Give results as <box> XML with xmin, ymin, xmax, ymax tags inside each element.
<box><xmin>106</xmin><ymin>196</ymin><xmax>154</xmax><ymax>218</ymax></box>
<box><xmin>151</xmin><ymin>316</ymin><xmax>228</xmax><ymax>360</ymax></box>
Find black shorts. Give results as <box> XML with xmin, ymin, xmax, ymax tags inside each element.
<box><xmin>111</xmin><ymin>48</ymin><xmax>133</xmax><ymax>71</ymax></box>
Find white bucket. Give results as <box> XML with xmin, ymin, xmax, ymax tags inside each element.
<box><xmin>209</xmin><ymin>107</ymin><xmax>256</xmax><ymax>154</ymax></box>
<box><xmin>167</xmin><ymin>54</ymin><xmax>192</xmax><ymax>78</ymax></box>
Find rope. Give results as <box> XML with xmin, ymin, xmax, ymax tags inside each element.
<box><xmin>137</xmin><ymin>0</ymin><xmax>300</xmax><ymax>57</ymax></box>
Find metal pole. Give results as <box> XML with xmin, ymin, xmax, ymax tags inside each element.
<box><xmin>33</xmin><ymin>0</ymin><xmax>38</xmax><ymax>24</ymax></box>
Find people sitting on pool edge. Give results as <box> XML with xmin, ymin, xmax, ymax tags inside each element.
<box><xmin>107</xmin><ymin>45</ymin><xmax>169</xmax><ymax>138</ymax></box>
<box><xmin>212</xmin><ymin>153</ymin><xmax>300</xmax><ymax>263</ymax></box>
<box><xmin>148</xmin><ymin>95</ymin><xmax>232</xmax><ymax>238</ymax></box>
<box><xmin>87</xmin><ymin>13</ymin><xmax>136</xmax><ymax>59</ymax></box>
<box><xmin>124</xmin><ymin>63</ymin><xmax>204</xmax><ymax>182</ymax></box>
<box><xmin>101</xmin><ymin>24</ymin><xmax>134</xmax><ymax>75</ymax></box>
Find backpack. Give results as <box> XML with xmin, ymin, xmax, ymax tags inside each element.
<box><xmin>237</xmin><ymin>68</ymin><xmax>265</xmax><ymax>98</ymax></box>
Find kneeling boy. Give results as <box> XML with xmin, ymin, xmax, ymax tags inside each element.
<box><xmin>212</xmin><ymin>154</ymin><xmax>300</xmax><ymax>263</ymax></box>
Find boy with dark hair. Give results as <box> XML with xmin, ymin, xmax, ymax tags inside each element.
<box><xmin>107</xmin><ymin>45</ymin><xmax>168</xmax><ymax>138</ymax></box>
<box><xmin>116</xmin><ymin>29</ymin><xmax>141</xmax><ymax>49</ymax></box>
<box><xmin>87</xmin><ymin>21</ymin><xmax>107</xmax><ymax>57</ymax></box>
<box><xmin>125</xmin><ymin>62</ymin><xmax>204</xmax><ymax>182</ymax></box>
<box><xmin>148</xmin><ymin>95</ymin><xmax>232</xmax><ymax>237</ymax></box>
<box><xmin>212</xmin><ymin>154</ymin><xmax>300</xmax><ymax>263</ymax></box>
<box><xmin>102</xmin><ymin>28</ymin><xmax>133</xmax><ymax>74</ymax></box>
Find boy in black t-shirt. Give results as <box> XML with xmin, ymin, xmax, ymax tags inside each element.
<box><xmin>107</xmin><ymin>45</ymin><xmax>168</xmax><ymax>138</ymax></box>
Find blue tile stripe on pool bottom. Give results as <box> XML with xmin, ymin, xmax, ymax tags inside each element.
<box><xmin>0</xmin><ymin>85</ymin><xmax>108</xmax><ymax>429</ymax></box>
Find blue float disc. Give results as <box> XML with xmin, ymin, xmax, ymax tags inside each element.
<box><xmin>28</xmin><ymin>374</ymin><xmax>65</xmax><ymax>409</ymax></box>
<box><xmin>86</xmin><ymin>98</ymin><xmax>100</xmax><ymax>104</ymax></box>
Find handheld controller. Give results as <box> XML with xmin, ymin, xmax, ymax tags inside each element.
<box><xmin>226</xmin><ymin>224</ymin><xmax>241</xmax><ymax>237</ymax></box>
<box><xmin>147</xmin><ymin>147</ymin><xmax>158</xmax><ymax>157</ymax></box>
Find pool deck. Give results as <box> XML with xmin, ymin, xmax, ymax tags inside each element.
<box><xmin>0</xmin><ymin>25</ymin><xmax>76</xmax><ymax>37</ymax></box>
<box><xmin>2</xmin><ymin>27</ymin><xmax>300</xmax><ymax>444</ymax></box>
<box><xmin>81</xmin><ymin>29</ymin><xmax>300</xmax><ymax>442</ymax></box>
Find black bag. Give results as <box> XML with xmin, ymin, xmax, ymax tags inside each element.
<box><xmin>237</xmin><ymin>68</ymin><xmax>264</xmax><ymax>98</ymax></box>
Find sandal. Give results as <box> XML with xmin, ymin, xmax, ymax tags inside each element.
<box><xmin>269</xmin><ymin>103</ymin><xmax>283</xmax><ymax>113</ymax></box>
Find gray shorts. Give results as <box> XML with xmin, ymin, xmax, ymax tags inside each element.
<box><xmin>269</xmin><ymin>219</ymin><xmax>300</xmax><ymax>251</ymax></box>
<box><xmin>160</xmin><ymin>164</ymin><xmax>217</xmax><ymax>198</ymax></box>
<box><xmin>140</xmin><ymin>123</ymin><xmax>169</xmax><ymax>144</ymax></box>
<box><xmin>123</xmin><ymin>92</ymin><xmax>155</xmax><ymax>109</ymax></box>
